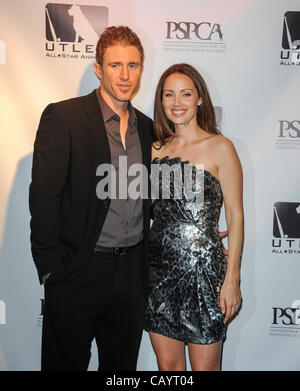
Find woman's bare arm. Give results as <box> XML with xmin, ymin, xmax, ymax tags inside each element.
<box><xmin>213</xmin><ymin>136</ymin><xmax>244</xmax><ymax>323</ymax></box>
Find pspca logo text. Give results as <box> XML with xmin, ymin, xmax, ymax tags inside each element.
<box><xmin>280</xmin><ymin>11</ymin><xmax>300</xmax><ymax>66</ymax></box>
<box><xmin>45</xmin><ymin>3</ymin><xmax>108</xmax><ymax>60</ymax></box>
<box><xmin>270</xmin><ymin>300</ymin><xmax>300</xmax><ymax>338</ymax></box>
<box><xmin>0</xmin><ymin>40</ymin><xmax>5</xmax><ymax>64</ymax></box>
<box><xmin>163</xmin><ymin>21</ymin><xmax>226</xmax><ymax>53</ymax></box>
<box><xmin>275</xmin><ymin>120</ymin><xmax>300</xmax><ymax>150</ymax></box>
<box><xmin>272</xmin><ymin>202</ymin><xmax>300</xmax><ymax>255</ymax></box>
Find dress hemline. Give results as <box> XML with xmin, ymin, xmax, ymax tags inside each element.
<box><xmin>144</xmin><ymin>326</ymin><xmax>226</xmax><ymax>345</ymax></box>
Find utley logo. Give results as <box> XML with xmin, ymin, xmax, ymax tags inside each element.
<box><xmin>272</xmin><ymin>202</ymin><xmax>300</xmax><ymax>255</ymax></box>
<box><xmin>280</xmin><ymin>11</ymin><xmax>300</xmax><ymax>66</ymax></box>
<box><xmin>45</xmin><ymin>3</ymin><xmax>108</xmax><ymax>60</ymax></box>
<box><xmin>0</xmin><ymin>40</ymin><xmax>5</xmax><ymax>64</ymax></box>
<box><xmin>163</xmin><ymin>21</ymin><xmax>226</xmax><ymax>53</ymax></box>
<box><xmin>37</xmin><ymin>299</ymin><xmax>45</xmax><ymax>328</ymax></box>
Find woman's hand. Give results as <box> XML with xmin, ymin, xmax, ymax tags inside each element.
<box><xmin>219</xmin><ymin>275</ymin><xmax>242</xmax><ymax>324</ymax></box>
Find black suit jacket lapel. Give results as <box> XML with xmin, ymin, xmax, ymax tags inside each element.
<box><xmin>135</xmin><ymin>110</ymin><xmax>150</xmax><ymax>170</ymax></box>
<box><xmin>83</xmin><ymin>90</ymin><xmax>111</xmax><ymax>166</ymax></box>
<box><xmin>83</xmin><ymin>93</ymin><xmax>152</xmax><ymax>187</ymax></box>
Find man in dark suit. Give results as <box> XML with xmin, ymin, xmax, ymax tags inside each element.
<box><xmin>29</xmin><ymin>26</ymin><xmax>153</xmax><ymax>371</ymax></box>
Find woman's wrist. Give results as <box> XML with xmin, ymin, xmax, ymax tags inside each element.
<box><xmin>225</xmin><ymin>267</ymin><xmax>240</xmax><ymax>282</ymax></box>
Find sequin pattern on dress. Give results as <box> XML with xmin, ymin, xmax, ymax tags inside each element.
<box><xmin>144</xmin><ymin>156</ymin><xmax>227</xmax><ymax>344</ymax></box>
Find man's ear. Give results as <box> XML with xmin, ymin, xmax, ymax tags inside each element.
<box><xmin>93</xmin><ymin>62</ymin><xmax>102</xmax><ymax>79</ymax></box>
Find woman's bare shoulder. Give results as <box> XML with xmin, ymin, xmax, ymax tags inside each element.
<box><xmin>207</xmin><ymin>134</ymin><xmax>232</xmax><ymax>145</ymax></box>
<box><xmin>207</xmin><ymin>134</ymin><xmax>236</xmax><ymax>153</ymax></box>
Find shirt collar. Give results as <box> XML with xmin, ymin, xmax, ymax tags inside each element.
<box><xmin>96</xmin><ymin>88</ymin><xmax>137</xmax><ymax>129</ymax></box>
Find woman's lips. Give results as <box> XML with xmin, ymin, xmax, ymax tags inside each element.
<box><xmin>171</xmin><ymin>109</ymin><xmax>187</xmax><ymax>117</ymax></box>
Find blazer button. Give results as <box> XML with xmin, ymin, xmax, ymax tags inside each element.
<box><xmin>103</xmin><ymin>201</ymin><xmax>109</xmax><ymax>209</ymax></box>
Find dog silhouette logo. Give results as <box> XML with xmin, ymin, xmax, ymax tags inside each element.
<box><xmin>282</xmin><ymin>12</ymin><xmax>300</xmax><ymax>51</ymax></box>
<box><xmin>273</xmin><ymin>202</ymin><xmax>300</xmax><ymax>239</ymax></box>
<box><xmin>45</xmin><ymin>3</ymin><xmax>108</xmax><ymax>43</ymax></box>
<box><xmin>68</xmin><ymin>5</ymin><xmax>99</xmax><ymax>43</ymax></box>
<box><xmin>282</xmin><ymin>11</ymin><xmax>300</xmax><ymax>63</ymax></box>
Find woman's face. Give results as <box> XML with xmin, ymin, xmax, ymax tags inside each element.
<box><xmin>162</xmin><ymin>72</ymin><xmax>202</xmax><ymax>127</ymax></box>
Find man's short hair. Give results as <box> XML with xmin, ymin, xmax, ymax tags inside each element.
<box><xmin>96</xmin><ymin>26</ymin><xmax>144</xmax><ymax>66</ymax></box>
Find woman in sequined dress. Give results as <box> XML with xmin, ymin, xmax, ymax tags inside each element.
<box><xmin>144</xmin><ymin>64</ymin><xmax>244</xmax><ymax>371</ymax></box>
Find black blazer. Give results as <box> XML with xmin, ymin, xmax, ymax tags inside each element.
<box><xmin>29</xmin><ymin>90</ymin><xmax>154</xmax><ymax>285</ymax></box>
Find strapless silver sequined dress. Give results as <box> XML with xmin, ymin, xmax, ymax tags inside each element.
<box><xmin>144</xmin><ymin>156</ymin><xmax>227</xmax><ymax>344</ymax></box>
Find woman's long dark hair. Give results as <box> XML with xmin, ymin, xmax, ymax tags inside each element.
<box><xmin>154</xmin><ymin>63</ymin><xmax>221</xmax><ymax>147</ymax></box>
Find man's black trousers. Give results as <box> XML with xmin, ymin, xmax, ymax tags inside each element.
<box><xmin>41</xmin><ymin>242</ymin><xmax>145</xmax><ymax>371</ymax></box>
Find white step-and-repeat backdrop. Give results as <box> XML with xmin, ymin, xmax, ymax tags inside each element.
<box><xmin>0</xmin><ymin>0</ymin><xmax>300</xmax><ymax>371</ymax></box>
